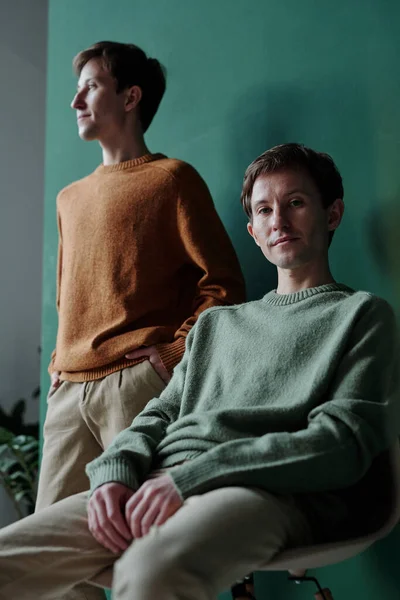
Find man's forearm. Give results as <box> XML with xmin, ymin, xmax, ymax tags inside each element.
<box><xmin>85</xmin><ymin>404</ymin><xmax>170</xmax><ymax>494</ymax></box>
<box><xmin>168</xmin><ymin>394</ymin><xmax>400</xmax><ymax>500</ymax></box>
<box><xmin>86</xmin><ymin>359</ymin><xmax>188</xmax><ymax>492</ymax></box>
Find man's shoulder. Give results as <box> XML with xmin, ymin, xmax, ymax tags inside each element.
<box><xmin>195</xmin><ymin>300</ymin><xmax>261</xmax><ymax>328</ymax></box>
<box><xmin>344</xmin><ymin>289</ymin><xmax>394</xmax><ymax>314</ymax></box>
<box><xmin>56</xmin><ymin>173</ymin><xmax>93</xmax><ymax>204</ymax></box>
<box><xmin>341</xmin><ymin>289</ymin><xmax>396</xmax><ymax>332</ymax></box>
<box><xmin>150</xmin><ymin>157</ymin><xmax>206</xmax><ymax>187</ymax></box>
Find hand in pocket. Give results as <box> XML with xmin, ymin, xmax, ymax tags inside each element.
<box><xmin>125</xmin><ymin>346</ymin><xmax>171</xmax><ymax>384</ymax></box>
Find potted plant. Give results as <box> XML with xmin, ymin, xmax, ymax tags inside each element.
<box><xmin>0</xmin><ymin>395</ymin><xmax>40</xmax><ymax>518</ymax></box>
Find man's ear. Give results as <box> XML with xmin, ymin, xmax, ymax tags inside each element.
<box><xmin>247</xmin><ymin>221</ymin><xmax>260</xmax><ymax>247</ymax></box>
<box><xmin>124</xmin><ymin>85</ymin><xmax>142</xmax><ymax>112</ymax></box>
<box><xmin>328</xmin><ymin>198</ymin><xmax>344</xmax><ymax>232</ymax></box>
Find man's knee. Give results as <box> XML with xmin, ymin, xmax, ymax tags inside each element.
<box><xmin>113</xmin><ymin>531</ymin><xmax>198</xmax><ymax>596</ymax></box>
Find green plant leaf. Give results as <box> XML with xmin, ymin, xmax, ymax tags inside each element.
<box><xmin>0</xmin><ymin>457</ymin><xmax>20</xmax><ymax>474</ymax></box>
<box><xmin>15</xmin><ymin>490</ymin><xmax>30</xmax><ymax>503</ymax></box>
<box><xmin>19</xmin><ymin>441</ymin><xmax>38</xmax><ymax>453</ymax></box>
<box><xmin>12</xmin><ymin>435</ymin><xmax>30</xmax><ymax>447</ymax></box>
<box><xmin>24</xmin><ymin>454</ymin><xmax>39</xmax><ymax>467</ymax></box>
<box><xmin>8</xmin><ymin>471</ymin><xmax>31</xmax><ymax>482</ymax></box>
<box><xmin>0</xmin><ymin>444</ymin><xmax>11</xmax><ymax>456</ymax></box>
<box><xmin>0</xmin><ymin>428</ymin><xmax>14</xmax><ymax>444</ymax></box>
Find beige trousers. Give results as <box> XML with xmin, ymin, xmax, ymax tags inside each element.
<box><xmin>0</xmin><ymin>485</ymin><xmax>313</xmax><ymax>600</ymax></box>
<box><xmin>35</xmin><ymin>360</ymin><xmax>165</xmax><ymax>600</ymax></box>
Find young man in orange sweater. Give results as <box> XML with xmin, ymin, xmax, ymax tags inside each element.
<box><xmin>37</xmin><ymin>41</ymin><xmax>245</xmax><ymax>600</ymax></box>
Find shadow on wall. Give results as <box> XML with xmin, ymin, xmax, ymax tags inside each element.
<box><xmin>365</xmin><ymin>198</ymin><xmax>400</xmax><ymax>312</ymax></box>
<box><xmin>362</xmin><ymin>527</ymin><xmax>400</xmax><ymax>597</ymax></box>
<box><xmin>221</xmin><ymin>76</ymin><xmax>380</xmax><ymax>301</ymax></box>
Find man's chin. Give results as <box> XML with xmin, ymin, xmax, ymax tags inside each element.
<box><xmin>77</xmin><ymin>127</ymin><xmax>97</xmax><ymax>141</ymax></box>
<box><xmin>268</xmin><ymin>253</ymin><xmax>306</xmax><ymax>270</ymax></box>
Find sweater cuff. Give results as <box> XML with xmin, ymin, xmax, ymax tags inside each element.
<box><xmin>156</xmin><ymin>338</ymin><xmax>186</xmax><ymax>373</ymax></box>
<box><xmin>168</xmin><ymin>458</ymin><xmax>214</xmax><ymax>499</ymax></box>
<box><xmin>85</xmin><ymin>458</ymin><xmax>139</xmax><ymax>496</ymax></box>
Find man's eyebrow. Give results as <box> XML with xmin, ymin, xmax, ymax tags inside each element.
<box><xmin>77</xmin><ymin>76</ymin><xmax>103</xmax><ymax>90</ymax></box>
<box><xmin>283</xmin><ymin>188</ymin><xmax>309</xmax><ymax>196</ymax></box>
<box><xmin>252</xmin><ymin>197</ymin><xmax>269</xmax><ymax>207</ymax></box>
<box><xmin>252</xmin><ymin>188</ymin><xmax>311</xmax><ymax>207</ymax></box>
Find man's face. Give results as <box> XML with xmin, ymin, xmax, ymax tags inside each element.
<box><xmin>247</xmin><ymin>169</ymin><xmax>342</xmax><ymax>270</ymax></box>
<box><xmin>71</xmin><ymin>58</ymin><xmax>127</xmax><ymax>141</ymax></box>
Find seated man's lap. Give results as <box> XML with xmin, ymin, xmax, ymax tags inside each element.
<box><xmin>113</xmin><ymin>486</ymin><xmax>312</xmax><ymax>594</ymax></box>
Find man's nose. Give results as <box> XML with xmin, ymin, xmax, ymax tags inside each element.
<box><xmin>71</xmin><ymin>91</ymin><xmax>85</xmax><ymax>110</ymax></box>
<box><xmin>272</xmin><ymin>207</ymin><xmax>289</xmax><ymax>230</ymax></box>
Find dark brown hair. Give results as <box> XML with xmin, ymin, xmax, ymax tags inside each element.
<box><xmin>73</xmin><ymin>41</ymin><xmax>166</xmax><ymax>132</ymax></box>
<box><xmin>241</xmin><ymin>143</ymin><xmax>344</xmax><ymax>220</ymax></box>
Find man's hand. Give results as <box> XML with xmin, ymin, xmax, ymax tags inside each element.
<box><xmin>125</xmin><ymin>345</ymin><xmax>171</xmax><ymax>384</ymax></box>
<box><xmin>125</xmin><ymin>473</ymin><xmax>183</xmax><ymax>539</ymax></box>
<box><xmin>87</xmin><ymin>482</ymin><xmax>134</xmax><ymax>554</ymax></box>
<box><xmin>50</xmin><ymin>371</ymin><xmax>61</xmax><ymax>389</ymax></box>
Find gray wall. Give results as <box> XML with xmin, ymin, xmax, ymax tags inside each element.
<box><xmin>0</xmin><ymin>0</ymin><xmax>47</xmax><ymax>526</ymax></box>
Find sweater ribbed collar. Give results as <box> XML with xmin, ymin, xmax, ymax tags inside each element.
<box><xmin>263</xmin><ymin>283</ymin><xmax>354</xmax><ymax>306</ymax></box>
<box><xmin>95</xmin><ymin>153</ymin><xmax>165</xmax><ymax>174</ymax></box>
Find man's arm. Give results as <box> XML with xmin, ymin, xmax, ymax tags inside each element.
<box><xmin>155</xmin><ymin>163</ymin><xmax>246</xmax><ymax>373</ymax></box>
<box><xmin>48</xmin><ymin>210</ymin><xmax>63</xmax><ymax>385</ymax></box>
<box><xmin>85</xmin><ymin>334</ymin><xmax>191</xmax><ymax>493</ymax></box>
<box><xmin>169</xmin><ymin>298</ymin><xmax>400</xmax><ymax>499</ymax></box>
<box><xmin>86</xmin><ymin>333</ymin><xmax>191</xmax><ymax>551</ymax></box>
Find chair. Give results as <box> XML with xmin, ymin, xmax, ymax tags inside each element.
<box><xmin>231</xmin><ymin>442</ymin><xmax>400</xmax><ymax>600</ymax></box>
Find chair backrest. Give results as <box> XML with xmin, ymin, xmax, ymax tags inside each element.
<box><xmin>262</xmin><ymin>441</ymin><xmax>400</xmax><ymax>572</ymax></box>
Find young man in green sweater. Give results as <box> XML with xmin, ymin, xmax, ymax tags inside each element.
<box><xmin>0</xmin><ymin>144</ymin><xmax>398</xmax><ymax>600</ymax></box>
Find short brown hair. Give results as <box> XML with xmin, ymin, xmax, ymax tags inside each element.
<box><xmin>73</xmin><ymin>41</ymin><xmax>166</xmax><ymax>132</ymax></box>
<box><xmin>241</xmin><ymin>143</ymin><xmax>344</xmax><ymax>220</ymax></box>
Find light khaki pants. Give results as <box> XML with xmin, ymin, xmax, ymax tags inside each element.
<box><xmin>36</xmin><ymin>360</ymin><xmax>165</xmax><ymax>600</ymax></box>
<box><xmin>0</xmin><ymin>485</ymin><xmax>312</xmax><ymax>600</ymax></box>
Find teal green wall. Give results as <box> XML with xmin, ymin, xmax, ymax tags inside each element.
<box><xmin>43</xmin><ymin>1</ymin><xmax>400</xmax><ymax>598</ymax></box>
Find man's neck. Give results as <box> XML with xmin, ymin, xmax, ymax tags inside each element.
<box><xmin>276</xmin><ymin>262</ymin><xmax>335</xmax><ymax>295</ymax></box>
<box><xmin>100</xmin><ymin>133</ymin><xmax>150</xmax><ymax>166</ymax></box>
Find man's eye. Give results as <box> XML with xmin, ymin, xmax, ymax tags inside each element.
<box><xmin>290</xmin><ymin>199</ymin><xmax>303</xmax><ymax>207</ymax></box>
<box><xmin>259</xmin><ymin>207</ymin><xmax>271</xmax><ymax>214</ymax></box>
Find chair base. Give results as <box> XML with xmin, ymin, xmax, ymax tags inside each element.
<box><xmin>315</xmin><ymin>589</ymin><xmax>334</xmax><ymax>600</ymax></box>
<box><xmin>231</xmin><ymin>573</ymin><xmax>255</xmax><ymax>599</ymax></box>
<box><xmin>231</xmin><ymin>572</ymin><xmax>334</xmax><ymax>600</ymax></box>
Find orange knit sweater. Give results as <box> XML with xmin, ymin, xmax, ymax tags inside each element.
<box><xmin>50</xmin><ymin>154</ymin><xmax>245</xmax><ymax>382</ymax></box>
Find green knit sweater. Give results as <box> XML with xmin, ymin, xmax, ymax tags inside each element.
<box><xmin>86</xmin><ymin>284</ymin><xmax>400</xmax><ymax>536</ymax></box>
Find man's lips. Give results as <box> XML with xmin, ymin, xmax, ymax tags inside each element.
<box><xmin>272</xmin><ymin>236</ymin><xmax>299</xmax><ymax>247</ymax></box>
<box><xmin>77</xmin><ymin>114</ymin><xmax>90</xmax><ymax>121</ymax></box>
